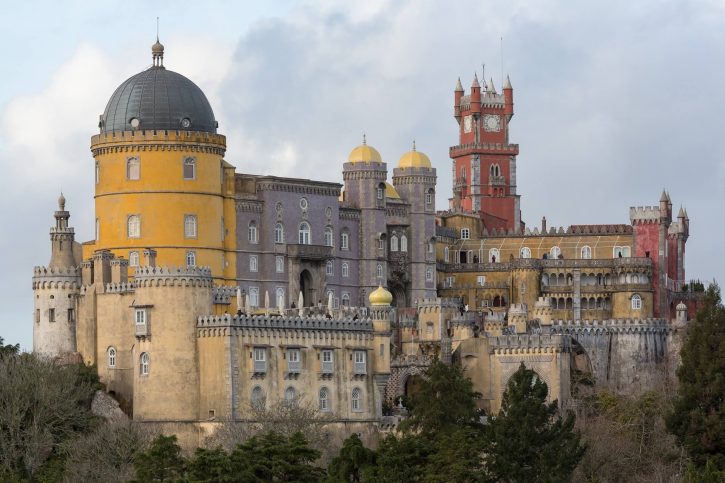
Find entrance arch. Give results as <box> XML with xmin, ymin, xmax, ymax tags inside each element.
<box><xmin>300</xmin><ymin>269</ymin><xmax>314</xmax><ymax>307</ymax></box>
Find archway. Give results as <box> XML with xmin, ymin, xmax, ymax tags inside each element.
<box><xmin>404</xmin><ymin>374</ymin><xmax>425</xmax><ymax>409</ymax></box>
<box><xmin>391</xmin><ymin>285</ymin><xmax>407</xmax><ymax>308</ymax></box>
<box><xmin>299</xmin><ymin>269</ymin><xmax>314</xmax><ymax>307</ymax></box>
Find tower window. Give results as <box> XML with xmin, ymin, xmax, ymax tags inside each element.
<box><xmin>184</xmin><ymin>215</ymin><xmax>197</xmax><ymax>238</ymax></box>
<box><xmin>426</xmin><ymin>268</ymin><xmax>433</xmax><ymax>282</ymax></box>
<box><xmin>390</xmin><ymin>235</ymin><xmax>399</xmax><ymax>252</ymax></box>
<box><xmin>377</xmin><ymin>186</ymin><xmax>384</xmax><ymax>200</ymax></box>
<box><xmin>274</xmin><ymin>223</ymin><xmax>284</xmax><ymax>244</ymax></box>
<box><xmin>276</xmin><ymin>256</ymin><xmax>284</xmax><ymax>273</ymax></box>
<box><xmin>186</xmin><ymin>251</ymin><xmax>196</xmax><ymax>267</ymax></box>
<box><xmin>95</xmin><ymin>161</ymin><xmax>100</xmax><ymax>184</ymax></box>
<box><xmin>340</xmin><ymin>231</ymin><xmax>349</xmax><ymax>250</ymax></box>
<box><xmin>325</xmin><ymin>226</ymin><xmax>334</xmax><ymax>247</ymax></box>
<box><xmin>376</xmin><ymin>264</ymin><xmax>384</xmax><ymax>280</ymax></box>
<box><xmin>126</xmin><ymin>157</ymin><xmax>140</xmax><ymax>180</ymax></box>
<box><xmin>299</xmin><ymin>222</ymin><xmax>311</xmax><ymax>245</ymax></box>
<box><xmin>342</xmin><ymin>262</ymin><xmax>349</xmax><ymax>278</ymax></box>
<box><xmin>326</xmin><ymin>260</ymin><xmax>334</xmax><ymax>276</ymax></box>
<box><xmin>321</xmin><ymin>349</ymin><xmax>334</xmax><ymax>373</ymax></box>
<box><xmin>631</xmin><ymin>294</ymin><xmax>642</xmax><ymax>310</ymax></box>
<box><xmin>461</xmin><ymin>228</ymin><xmax>470</xmax><ymax>240</ymax></box>
<box><xmin>319</xmin><ymin>387</ymin><xmax>330</xmax><ymax>412</ymax></box>
<box><xmin>249</xmin><ymin>287</ymin><xmax>259</xmax><ymax>307</ymax></box>
<box><xmin>249</xmin><ymin>255</ymin><xmax>258</xmax><ymax>272</ymax></box>
<box><xmin>426</xmin><ymin>189</ymin><xmax>434</xmax><ymax>206</ymax></box>
<box><xmin>353</xmin><ymin>350</ymin><xmax>367</xmax><ymax>374</ymax></box>
<box><xmin>351</xmin><ymin>387</ymin><xmax>362</xmax><ymax>412</ymax></box>
<box><xmin>95</xmin><ymin>218</ymin><xmax>100</xmax><ymax>241</ymax></box>
<box><xmin>183</xmin><ymin>157</ymin><xmax>196</xmax><ymax>180</ymax></box>
<box><xmin>341</xmin><ymin>292</ymin><xmax>350</xmax><ymax>307</ymax></box>
<box><xmin>400</xmin><ymin>235</ymin><xmax>408</xmax><ymax>252</ymax></box>
<box><xmin>129</xmin><ymin>250</ymin><xmax>140</xmax><ymax>267</ymax></box>
<box><xmin>107</xmin><ymin>347</ymin><xmax>116</xmax><ymax>368</ymax></box>
<box><xmin>67</xmin><ymin>308</ymin><xmax>75</xmax><ymax>323</ymax></box>
<box><xmin>248</xmin><ymin>221</ymin><xmax>258</xmax><ymax>244</ymax></box>
<box><xmin>444</xmin><ymin>246</ymin><xmax>449</xmax><ymax>262</ymax></box>
<box><xmin>48</xmin><ymin>308</ymin><xmax>55</xmax><ymax>323</ymax></box>
<box><xmin>127</xmin><ymin>215</ymin><xmax>140</xmax><ymax>238</ymax></box>
<box><xmin>276</xmin><ymin>287</ymin><xmax>285</xmax><ymax>310</ymax></box>
<box><xmin>140</xmin><ymin>352</ymin><xmax>149</xmax><ymax>376</ymax></box>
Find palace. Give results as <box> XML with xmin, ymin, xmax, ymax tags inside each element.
<box><xmin>32</xmin><ymin>40</ymin><xmax>701</xmax><ymax>446</ymax></box>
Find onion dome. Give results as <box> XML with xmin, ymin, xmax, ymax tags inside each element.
<box><xmin>58</xmin><ymin>192</ymin><xmax>66</xmax><ymax>211</ymax></box>
<box><xmin>676</xmin><ymin>301</ymin><xmax>687</xmax><ymax>311</ymax></box>
<box><xmin>99</xmin><ymin>40</ymin><xmax>217</xmax><ymax>134</ymax></box>
<box><xmin>369</xmin><ymin>285</ymin><xmax>393</xmax><ymax>306</ymax></box>
<box><xmin>348</xmin><ymin>134</ymin><xmax>382</xmax><ymax>164</ymax></box>
<box><xmin>385</xmin><ymin>182</ymin><xmax>400</xmax><ymax>199</ymax></box>
<box><xmin>398</xmin><ymin>141</ymin><xmax>432</xmax><ymax>169</ymax></box>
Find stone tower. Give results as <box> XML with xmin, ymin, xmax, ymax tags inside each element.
<box><xmin>368</xmin><ymin>285</ymin><xmax>393</xmax><ymax>418</ymax></box>
<box><xmin>33</xmin><ymin>194</ymin><xmax>81</xmax><ymax>356</ymax></box>
<box><xmin>451</xmin><ymin>73</ymin><xmax>521</xmax><ymax>232</ymax></box>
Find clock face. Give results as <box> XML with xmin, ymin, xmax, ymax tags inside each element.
<box><xmin>463</xmin><ymin>115</ymin><xmax>472</xmax><ymax>133</ymax></box>
<box><xmin>483</xmin><ymin>114</ymin><xmax>501</xmax><ymax>132</ymax></box>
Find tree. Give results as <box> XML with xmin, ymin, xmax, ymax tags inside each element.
<box><xmin>0</xmin><ymin>336</ymin><xmax>19</xmax><ymax>358</ymax></box>
<box><xmin>361</xmin><ymin>433</ymin><xmax>431</xmax><ymax>483</ymax></box>
<box><xmin>132</xmin><ymin>434</ymin><xmax>186</xmax><ymax>482</ymax></box>
<box><xmin>326</xmin><ymin>433</ymin><xmax>375</xmax><ymax>482</ymax></box>
<box><xmin>186</xmin><ymin>447</ymin><xmax>233</xmax><ymax>482</ymax></box>
<box><xmin>484</xmin><ymin>363</ymin><xmax>585</xmax><ymax>482</ymax></box>
<box><xmin>667</xmin><ymin>283</ymin><xmax>725</xmax><ymax>470</ymax></box>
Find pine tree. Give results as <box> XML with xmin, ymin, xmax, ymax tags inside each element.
<box><xmin>667</xmin><ymin>284</ymin><xmax>725</xmax><ymax>470</ymax></box>
<box><xmin>484</xmin><ymin>363</ymin><xmax>585</xmax><ymax>482</ymax></box>
<box><xmin>132</xmin><ymin>434</ymin><xmax>186</xmax><ymax>482</ymax></box>
<box><xmin>326</xmin><ymin>433</ymin><xmax>375</xmax><ymax>482</ymax></box>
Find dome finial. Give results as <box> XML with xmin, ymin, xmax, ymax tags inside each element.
<box><xmin>412</xmin><ymin>140</ymin><xmax>416</xmax><ymax>151</ymax></box>
<box><xmin>362</xmin><ymin>133</ymin><xmax>367</xmax><ymax>145</ymax></box>
<box><xmin>152</xmin><ymin>19</ymin><xmax>165</xmax><ymax>69</ymax></box>
<box><xmin>58</xmin><ymin>192</ymin><xmax>66</xmax><ymax>211</ymax></box>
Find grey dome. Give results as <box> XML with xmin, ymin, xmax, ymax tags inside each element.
<box><xmin>100</xmin><ymin>66</ymin><xmax>217</xmax><ymax>134</ymax></box>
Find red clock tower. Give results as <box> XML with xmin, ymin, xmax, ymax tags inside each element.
<box><xmin>451</xmin><ymin>73</ymin><xmax>522</xmax><ymax>232</ymax></box>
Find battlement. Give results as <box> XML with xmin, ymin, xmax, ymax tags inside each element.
<box><xmin>197</xmin><ymin>314</ymin><xmax>374</xmax><ymax>335</ymax></box>
<box><xmin>212</xmin><ymin>285</ymin><xmax>236</xmax><ymax>304</ymax></box>
<box><xmin>417</xmin><ymin>297</ymin><xmax>460</xmax><ymax>311</ymax></box>
<box><xmin>550</xmin><ymin>318</ymin><xmax>671</xmax><ymax>334</ymax></box>
<box><xmin>629</xmin><ymin>206</ymin><xmax>660</xmax><ymax>223</ymax></box>
<box><xmin>134</xmin><ymin>266</ymin><xmax>213</xmax><ymax>288</ymax></box>
<box><xmin>33</xmin><ymin>266</ymin><xmax>80</xmax><ymax>278</ymax></box>
<box><xmin>90</xmin><ymin>129</ymin><xmax>226</xmax><ymax>147</ymax></box>
<box><xmin>489</xmin><ymin>334</ymin><xmax>570</xmax><ymax>354</ymax></box>
<box><xmin>105</xmin><ymin>282</ymin><xmax>135</xmax><ymax>294</ymax></box>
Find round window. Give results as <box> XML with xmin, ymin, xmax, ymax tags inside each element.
<box><xmin>300</xmin><ymin>198</ymin><xmax>308</xmax><ymax>210</ymax></box>
<box><xmin>129</xmin><ymin>117</ymin><xmax>140</xmax><ymax>129</ymax></box>
<box><xmin>180</xmin><ymin>118</ymin><xmax>192</xmax><ymax>128</ymax></box>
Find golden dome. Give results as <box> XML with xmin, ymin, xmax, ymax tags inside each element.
<box><xmin>398</xmin><ymin>141</ymin><xmax>432</xmax><ymax>169</ymax></box>
<box><xmin>369</xmin><ymin>285</ymin><xmax>393</xmax><ymax>306</ymax></box>
<box><xmin>348</xmin><ymin>135</ymin><xmax>382</xmax><ymax>164</ymax></box>
<box><xmin>385</xmin><ymin>182</ymin><xmax>400</xmax><ymax>199</ymax></box>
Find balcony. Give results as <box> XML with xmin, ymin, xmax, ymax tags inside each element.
<box><xmin>490</xmin><ymin>175</ymin><xmax>506</xmax><ymax>186</ymax></box>
<box><xmin>450</xmin><ymin>142</ymin><xmax>519</xmax><ymax>158</ymax></box>
<box><xmin>287</xmin><ymin>360</ymin><xmax>301</xmax><ymax>374</ymax></box>
<box><xmin>135</xmin><ymin>322</ymin><xmax>148</xmax><ymax>337</ymax></box>
<box><xmin>321</xmin><ymin>360</ymin><xmax>334</xmax><ymax>374</ymax></box>
<box><xmin>286</xmin><ymin>244</ymin><xmax>333</xmax><ymax>261</ymax></box>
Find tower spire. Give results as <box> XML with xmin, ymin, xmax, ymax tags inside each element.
<box><xmin>151</xmin><ymin>21</ymin><xmax>164</xmax><ymax>68</ymax></box>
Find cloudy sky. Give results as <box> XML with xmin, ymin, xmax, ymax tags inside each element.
<box><xmin>1</xmin><ymin>0</ymin><xmax>723</xmax><ymax>348</ymax></box>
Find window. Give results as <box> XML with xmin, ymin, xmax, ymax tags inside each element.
<box><xmin>276</xmin><ymin>256</ymin><xmax>284</xmax><ymax>273</ymax></box>
<box><xmin>129</xmin><ymin>250</ymin><xmax>140</xmax><ymax>267</ymax></box>
<box><xmin>299</xmin><ymin>198</ymin><xmax>308</xmax><ymax>210</ymax></box>
<box><xmin>377</xmin><ymin>186</ymin><xmax>384</xmax><ymax>200</ymax></box>
<box><xmin>426</xmin><ymin>268</ymin><xmax>433</xmax><ymax>282</ymax></box>
<box><xmin>251</xmin><ymin>386</ymin><xmax>265</xmax><ymax>410</ymax></box>
<box><xmin>426</xmin><ymin>190</ymin><xmax>434</xmax><ymax>205</ymax></box>
<box><xmin>274</xmin><ymin>223</ymin><xmax>284</xmax><ymax>244</ymax></box>
<box><xmin>378</xmin><ymin>237</ymin><xmax>385</xmax><ymax>250</ymax></box>
<box><xmin>477</xmin><ymin>275</ymin><xmax>486</xmax><ymax>286</ymax></box>
<box><xmin>186</xmin><ymin>251</ymin><xmax>196</xmax><ymax>267</ymax></box>
<box><xmin>35</xmin><ymin>309</ymin><xmax>40</xmax><ymax>324</ymax></box>
<box><xmin>550</xmin><ymin>246</ymin><xmax>561</xmax><ymax>259</ymax></box>
<box><xmin>390</xmin><ymin>235</ymin><xmax>399</xmax><ymax>252</ymax></box>
<box><xmin>287</xmin><ymin>348</ymin><xmax>301</xmax><ymax>373</ymax></box>
<box><xmin>184</xmin><ymin>215</ymin><xmax>197</xmax><ymax>238</ymax></box>
<box><xmin>461</xmin><ymin>167</ymin><xmax>467</xmax><ymax>180</ymax></box>
<box><xmin>631</xmin><ymin>294</ymin><xmax>642</xmax><ymax>310</ymax></box>
<box><xmin>342</xmin><ymin>262</ymin><xmax>349</xmax><ymax>278</ymax></box>
<box><xmin>183</xmin><ymin>157</ymin><xmax>196</xmax><ymax>180</ymax></box>
<box><xmin>353</xmin><ymin>350</ymin><xmax>366</xmax><ymax>374</ymax></box>
<box><xmin>249</xmin><ymin>255</ymin><xmax>258</xmax><ymax>272</ymax></box>
<box><xmin>285</xmin><ymin>386</ymin><xmax>296</xmax><ymax>402</ymax></box>
<box><xmin>135</xmin><ymin>308</ymin><xmax>146</xmax><ymax>325</ymax></box>
<box><xmin>326</xmin><ymin>260</ymin><xmax>334</xmax><ymax>276</ymax></box>
<box><xmin>489</xmin><ymin>248</ymin><xmax>500</xmax><ymax>263</ymax></box>
<box><xmin>461</xmin><ymin>228</ymin><xmax>470</xmax><ymax>240</ymax></box>
<box><xmin>67</xmin><ymin>308</ymin><xmax>75</xmax><ymax>323</ymax></box>
<box><xmin>445</xmin><ymin>276</ymin><xmax>455</xmax><ymax>288</ymax></box>
<box><xmin>107</xmin><ymin>347</ymin><xmax>116</xmax><ymax>368</ymax></box>
<box><xmin>341</xmin><ymin>293</ymin><xmax>350</xmax><ymax>307</ymax></box>
<box><xmin>581</xmin><ymin>246</ymin><xmax>592</xmax><ymax>259</ymax></box>
<box><xmin>613</xmin><ymin>246</ymin><xmax>631</xmax><ymax>258</ymax></box>
<box><xmin>428</xmin><ymin>240</ymin><xmax>434</xmax><ymax>254</ymax></box>
<box><xmin>426</xmin><ymin>322</ymin><xmax>434</xmax><ymax>335</ymax></box>
<box><xmin>341</xmin><ymin>231</ymin><xmax>349</xmax><ymax>250</ymax></box>
<box><xmin>95</xmin><ymin>218</ymin><xmax>100</xmax><ymax>241</ymax></box>
<box><xmin>321</xmin><ymin>349</ymin><xmax>334</xmax><ymax>373</ymax></box>
<box><xmin>95</xmin><ymin>161</ymin><xmax>100</xmax><ymax>184</ymax></box>
<box><xmin>299</xmin><ymin>222</ymin><xmax>311</xmax><ymax>245</ymax></box>
<box><xmin>48</xmin><ymin>308</ymin><xmax>55</xmax><ymax>323</ymax></box>
<box><xmin>248</xmin><ymin>221</ymin><xmax>258</xmax><ymax>244</ymax></box>
<box><xmin>221</xmin><ymin>217</ymin><xmax>225</xmax><ymax>241</ymax></box>
<box><xmin>127</xmin><ymin>215</ymin><xmax>140</xmax><ymax>238</ymax></box>
<box><xmin>319</xmin><ymin>387</ymin><xmax>330</xmax><ymax>412</ymax></box>
<box><xmin>351</xmin><ymin>387</ymin><xmax>362</xmax><ymax>412</ymax></box>
<box><xmin>324</xmin><ymin>226</ymin><xmax>334</xmax><ymax>247</ymax></box>
<box><xmin>253</xmin><ymin>347</ymin><xmax>266</xmax><ymax>372</ymax></box>
<box><xmin>140</xmin><ymin>352</ymin><xmax>149</xmax><ymax>375</ymax></box>
<box><xmin>276</xmin><ymin>288</ymin><xmax>285</xmax><ymax>310</ymax></box>
<box><xmin>376</xmin><ymin>264</ymin><xmax>383</xmax><ymax>280</ymax></box>
<box><xmin>249</xmin><ymin>287</ymin><xmax>259</xmax><ymax>307</ymax></box>
<box><xmin>520</xmin><ymin>247</ymin><xmax>531</xmax><ymax>259</ymax></box>
<box><xmin>400</xmin><ymin>235</ymin><xmax>408</xmax><ymax>252</ymax></box>
<box><xmin>126</xmin><ymin>157</ymin><xmax>140</xmax><ymax>180</ymax></box>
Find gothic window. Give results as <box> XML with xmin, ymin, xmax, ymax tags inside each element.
<box><xmin>342</xmin><ymin>262</ymin><xmax>349</xmax><ymax>278</ymax></box>
<box><xmin>276</xmin><ymin>256</ymin><xmax>284</xmax><ymax>273</ymax></box>
<box><xmin>183</xmin><ymin>157</ymin><xmax>196</xmax><ymax>180</ymax></box>
<box><xmin>140</xmin><ymin>352</ymin><xmax>149</xmax><ymax>376</ymax></box>
<box><xmin>340</xmin><ymin>230</ymin><xmax>349</xmax><ymax>250</ymax></box>
<box><xmin>276</xmin><ymin>287</ymin><xmax>285</xmax><ymax>309</ymax></box>
<box><xmin>631</xmin><ymin>294</ymin><xmax>642</xmax><ymax>310</ymax></box>
<box><xmin>251</xmin><ymin>386</ymin><xmax>265</xmax><ymax>410</ymax></box>
<box><xmin>461</xmin><ymin>228</ymin><xmax>470</xmax><ymax>240</ymax></box>
<box><xmin>489</xmin><ymin>248</ymin><xmax>500</xmax><ymax>263</ymax></box>
<box><xmin>126</xmin><ymin>157</ymin><xmax>140</xmax><ymax>180</ymax></box>
<box><xmin>127</xmin><ymin>215</ymin><xmax>141</xmax><ymax>238</ymax></box>
<box><xmin>376</xmin><ymin>264</ymin><xmax>384</xmax><ymax>280</ymax></box>
<box><xmin>581</xmin><ymin>246</ymin><xmax>592</xmax><ymax>259</ymax></box>
<box><xmin>390</xmin><ymin>235</ymin><xmax>399</xmax><ymax>252</ymax></box>
<box><xmin>324</xmin><ymin>226</ymin><xmax>334</xmax><ymax>247</ymax></box>
<box><xmin>351</xmin><ymin>387</ymin><xmax>362</xmax><ymax>412</ymax></box>
<box><xmin>299</xmin><ymin>222</ymin><xmax>311</xmax><ymax>245</ymax></box>
<box><xmin>319</xmin><ymin>387</ymin><xmax>330</xmax><ymax>412</ymax></box>
<box><xmin>444</xmin><ymin>246</ymin><xmax>450</xmax><ymax>262</ymax></box>
<box><xmin>400</xmin><ymin>235</ymin><xmax>408</xmax><ymax>252</ymax></box>
<box><xmin>520</xmin><ymin>247</ymin><xmax>531</xmax><ymax>259</ymax></box>
<box><xmin>274</xmin><ymin>223</ymin><xmax>284</xmax><ymax>244</ymax></box>
<box><xmin>426</xmin><ymin>189</ymin><xmax>434</xmax><ymax>206</ymax></box>
<box><xmin>550</xmin><ymin>246</ymin><xmax>561</xmax><ymax>259</ymax></box>
<box><xmin>249</xmin><ymin>287</ymin><xmax>259</xmax><ymax>307</ymax></box>
<box><xmin>353</xmin><ymin>350</ymin><xmax>367</xmax><ymax>374</ymax></box>
<box><xmin>186</xmin><ymin>250</ymin><xmax>196</xmax><ymax>267</ymax></box>
<box><xmin>341</xmin><ymin>293</ymin><xmax>350</xmax><ymax>307</ymax></box>
<box><xmin>248</xmin><ymin>221</ymin><xmax>258</xmax><ymax>244</ymax></box>
<box><xmin>249</xmin><ymin>255</ymin><xmax>258</xmax><ymax>272</ymax></box>
<box><xmin>326</xmin><ymin>260</ymin><xmax>334</xmax><ymax>276</ymax></box>
<box><xmin>129</xmin><ymin>250</ymin><xmax>139</xmax><ymax>267</ymax></box>
<box><xmin>184</xmin><ymin>215</ymin><xmax>197</xmax><ymax>238</ymax></box>
<box><xmin>107</xmin><ymin>347</ymin><xmax>116</xmax><ymax>368</ymax></box>
<box><xmin>285</xmin><ymin>386</ymin><xmax>296</xmax><ymax>402</ymax></box>
<box><xmin>428</xmin><ymin>239</ymin><xmax>435</xmax><ymax>254</ymax></box>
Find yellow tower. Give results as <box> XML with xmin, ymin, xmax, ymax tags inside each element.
<box><xmin>86</xmin><ymin>40</ymin><xmax>236</xmax><ymax>283</ymax></box>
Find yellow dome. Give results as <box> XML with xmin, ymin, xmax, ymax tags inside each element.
<box><xmin>398</xmin><ymin>142</ymin><xmax>432</xmax><ymax>169</ymax></box>
<box><xmin>385</xmin><ymin>182</ymin><xmax>400</xmax><ymax>199</ymax></box>
<box><xmin>369</xmin><ymin>285</ymin><xmax>393</xmax><ymax>306</ymax></box>
<box><xmin>348</xmin><ymin>143</ymin><xmax>382</xmax><ymax>164</ymax></box>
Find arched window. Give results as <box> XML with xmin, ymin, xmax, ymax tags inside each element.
<box><xmin>400</xmin><ymin>235</ymin><xmax>408</xmax><ymax>252</ymax></box>
<box><xmin>342</xmin><ymin>262</ymin><xmax>349</xmax><ymax>278</ymax></box>
<box><xmin>520</xmin><ymin>247</ymin><xmax>531</xmax><ymax>259</ymax></box>
<box><xmin>183</xmin><ymin>157</ymin><xmax>196</xmax><ymax>180</ymax></box>
<box><xmin>425</xmin><ymin>188</ymin><xmax>434</xmax><ymax>206</ymax></box>
<box><xmin>550</xmin><ymin>246</ymin><xmax>561</xmax><ymax>259</ymax></box>
<box><xmin>341</xmin><ymin>292</ymin><xmax>350</xmax><ymax>307</ymax></box>
<box><xmin>126</xmin><ymin>157</ymin><xmax>140</xmax><ymax>180</ymax></box>
<box><xmin>444</xmin><ymin>246</ymin><xmax>450</xmax><ymax>262</ymax></box>
<box><xmin>390</xmin><ymin>235</ymin><xmax>399</xmax><ymax>252</ymax></box>
<box><xmin>251</xmin><ymin>386</ymin><xmax>265</xmax><ymax>410</ymax></box>
<box><xmin>324</xmin><ymin>226</ymin><xmax>334</xmax><ymax>247</ymax></box>
<box><xmin>186</xmin><ymin>251</ymin><xmax>196</xmax><ymax>267</ymax></box>
<box><xmin>351</xmin><ymin>387</ymin><xmax>362</xmax><ymax>412</ymax></box>
<box><xmin>299</xmin><ymin>222</ymin><xmax>311</xmax><ymax>245</ymax></box>
<box><xmin>95</xmin><ymin>161</ymin><xmax>100</xmax><ymax>184</ymax></box>
<box><xmin>129</xmin><ymin>250</ymin><xmax>139</xmax><ymax>267</ymax></box>
<box><xmin>319</xmin><ymin>387</ymin><xmax>330</xmax><ymax>412</ymax></box>
<box><xmin>461</xmin><ymin>167</ymin><xmax>467</xmax><ymax>180</ymax></box>
<box><xmin>581</xmin><ymin>246</ymin><xmax>592</xmax><ymax>259</ymax></box>
<box><xmin>326</xmin><ymin>260</ymin><xmax>334</xmax><ymax>276</ymax></box>
<box><xmin>377</xmin><ymin>183</ymin><xmax>385</xmax><ymax>200</ymax></box>
<box><xmin>127</xmin><ymin>215</ymin><xmax>140</xmax><ymax>238</ymax></box>
<box><xmin>249</xmin><ymin>255</ymin><xmax>258</xmax><ymax>272</ymax></box>
<box><xmin>376</xmin><ymin>264</ymin><xmax>384</xmax><ymax>280</ymax></box>
<box><xmin>428</xmin><ymin>239</ymin><xmax>435</xmax><ymax>254</ymax></box>
<box><xmin>274</xmin><ymin>223</ymin><xmax>284</xmax><ymax>244</ymax></box>
<box><xmin>285</xmin><ymin>386</ymin><xmax>296</xmax><ymax>402</ymax></box>
<box><xmin>184</xmin><ymin>215</ymin><xmax>197</xmax><ymax>238</ymax></box>
<box><xmin>140</xmin><ymin>352</ymin><xmax>149</xmax><ymax>375</ymax></box>
<box><xmin>340</xmin><ymin>230</ymin><xmax>349</xmax><ymax>250</ymax></box>
<box><xmin>489</xmin><ymin>248</ymin><xmax>500</xmax><ymax>263</ymax></box>
<box><xmin>631</xmin><ymin>294</ymin><xmax>642</xmax><ymax>310</ymax></box>
<box><xmin>276</xmin><ymin>288</ymin><xmax>285</xmax><ymax>309</ymax></box>
<box><xmin>461</xmin><ymin>228</ymin><xmax>470</xmax><ymax>240</ymax></box>
<box><xmin>426</xmin><ymin>267</ymin><xmax>433</xmax><ymax>281</ymax></box>
<box><xmin>248</xmin><ymin>221</ymin><xmax>258</xmax><ymax>243</ymax></box>
<box><xmin>107</xmin><ymin>347</ymin><xmax>116</xmax><ymax>368</ymax></box>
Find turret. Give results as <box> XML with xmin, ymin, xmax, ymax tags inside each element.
<box><xmin>49</xmin><ymin>193</ymin><xmax>77</xmax><ymax>269</ymax></box>
<box><xmin>503</xmin><ymin>75</ymin><xmax>513</xmax><ymax>119</ymax></box>
<box><xmin>368</xmin><ymin>286</ymin><xmax>392</xmax><ymax>418</ymax></box>
<box><xmin>454</xmin><ymin>78</ymin><xmax>464</xmax><ymax>121</ymax></box>
<box><xmin>470</xmin><ymin>74</ymin><xmax>481</xmax><ymax>112</ymax></box>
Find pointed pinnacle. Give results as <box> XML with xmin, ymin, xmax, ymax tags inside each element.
<box><xmin>455</xmin><ymin>77</ymin><xmax>463</xmax><ymax>92</ymax></box>
<box><xmin>660</xmin><ymin>189</ymin><xmax>668</xmax><ymax>202</ymax></box>
<box><xmin>489</xmin><ymin>77</ymin><xmax>496</xmax><ymax>93</ymax></box>
<box><xmin>678</xmin><ymin>206</ymin><xmax>685</xmax><ymax>218</ymax></box>
<box><xmin>504</xmin><ymin>74</ymin><xmax>512</xmax><ymax>89</ymax></box>
<box><xmin>472</xmin><ymin>73</ymin><xmax>480</xmax><ymax>88</ymax></box>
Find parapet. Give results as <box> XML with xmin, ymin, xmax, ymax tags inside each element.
<box><xmin>197</xmin><ymin>313</ymin><xmax>374</xmax><ymax>336</ymax></box>
<box><xmin>212</xmin><ymin>285</ymin><xmax>236</xmax><ymax>305</ymax></box>
<box><xmin>104</xmin><ymin>282</ymin><xmax>135</xmax><ymax>294</ymax></box>
<box><xmin>134</xmin><ymin>265</ymin><xmax>213</xmax><ymax>288</ymax></box>
<box><xmin>629</xmin><ymin>206</ymin><xmax>660</xmax><ymax>224</ymax></box>
<box><xmin>550</xmin><ymin>318</ymin><xmax>671</xmax><ymax>335</ymax></box>
<box><xmin>489</xmin><ymin>333</ymin><xmax>570</xmax><ymax>354</ymax></box>
<box><xmin>32</xmin><ymin>265</ymin><xmax>81</xmax><ymax>290</ymax></box>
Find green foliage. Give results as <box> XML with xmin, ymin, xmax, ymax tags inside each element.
<box><xmin>0</xmin><ymin>336</ymin><xmax>20</xmax><ymax>358</ymax></box>
<box><xmin>132</xmin><ymin>434</ymin><xmax>186</xmax><ymax>482</ymax></box>
<box><xmin>684</xmin><ymin>459</ymin><xmax>724</xmax><ymax>483</ymax></box>
<box><xmin>186</xmin><ymin>447</ymin><xmax>233</xmax><ymax>482</ymax></box>
<box><xmin>667</xmin><ymin>283</ymin><xmax>725</xmax><ymax>470</ymax></box>
<box><xmin>326</xmin><ymin>433</ymin><xmax>375</xmax><ymax>482</ymax></box>
<box><xmin>485</xmin><ymin>363</ymin><xmax>585</xmax><ymax>482</ymax></box>
<box><xmin>361</xmin><ymin>433</ymin><xmax>431</xmax><ymax>482</ymax></box>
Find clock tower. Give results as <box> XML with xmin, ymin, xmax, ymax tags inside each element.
<box><xmin>451</xmin><ymin>73</ymin><xmax>522</xmax><ymax>232</ymax></box>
